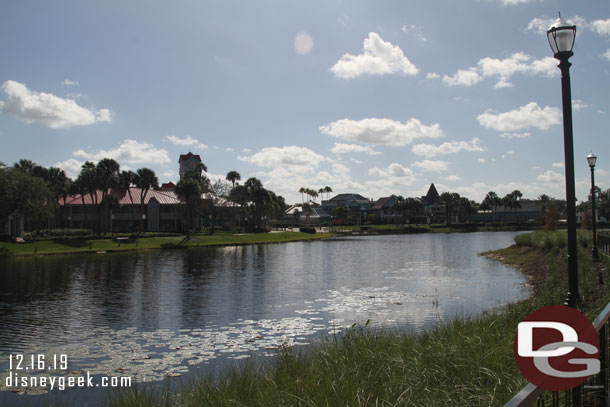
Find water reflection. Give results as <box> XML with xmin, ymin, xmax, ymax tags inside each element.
<box><xmin>0</xmin><ymin>232</ymin><xmax>528</xmax><ymax>399</ymax></box>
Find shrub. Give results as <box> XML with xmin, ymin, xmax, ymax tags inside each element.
<box><xmin>299</xmin><ymin>227</ymin><xmax>316</xmax><ymax>234</ymax></box>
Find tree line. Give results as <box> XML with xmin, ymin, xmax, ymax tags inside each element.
<box><xmin>0</xmin><ymin>158</ymin><xmax>287</xmax><ymax>235</ymax></box>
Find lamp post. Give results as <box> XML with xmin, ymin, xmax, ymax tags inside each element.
<box><xmin>547</xmin><ymin>13</ymin><xmax>579</xmax><ymax>308</ymax></box>
<box><xmin>587</xmin><ymin>152</ymin><xmax>600</xmax><ymax>262</ymax></box>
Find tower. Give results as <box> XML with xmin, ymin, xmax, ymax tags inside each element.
<box><xmin>178</xmin><ymin>152</ymin><xmax>202</xmax><ymax>179</ymax></box>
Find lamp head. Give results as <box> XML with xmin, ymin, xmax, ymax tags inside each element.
<box><xmin>547</xmin><ymin>12</ymin><xmax>576</xmax><ymax>58</ymax></box>
<box><xmin>587</xmin><ymin>152</ymin><xmax>597</xmax><ymax>168</ymax></box>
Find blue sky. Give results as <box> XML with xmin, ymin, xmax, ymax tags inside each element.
<box><xmin>0</xmin><ymin>0</ymin><xmax>609</xmax><ymax>204</ymax></box>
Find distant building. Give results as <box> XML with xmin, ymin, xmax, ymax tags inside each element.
<box><xmin>178</xmin><ymin>152</ymin><xmax>202</xmax><ymax>179</ymax></box>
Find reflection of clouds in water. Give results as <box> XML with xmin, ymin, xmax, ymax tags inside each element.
<box><xmin>0</xmin><ymin>286</ymin><xmax>445</xmax><ymax>395</ymax></box>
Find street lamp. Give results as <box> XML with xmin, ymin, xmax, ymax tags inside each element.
<box><xmin>587</xmin><ymin>152</ymin><xmax>600</xmax><ymax>262</ymax></box>
<box><xmin>547</xmin><ymin>13</ymin><xmax>579</xmax><ymax>308</ymax></box>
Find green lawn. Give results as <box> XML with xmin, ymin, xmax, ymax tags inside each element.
<box><xmin>0</xmin><ymin>231</ymin><xmax>334</xmax><ymax>256</ymax></box>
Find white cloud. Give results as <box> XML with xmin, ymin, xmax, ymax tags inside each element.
<box><xmin>502</xmin><ymin>0</ymin><xmax>538</xmax><ymax>5</ymax></box>
<box><xmin>592</xmin><ymin>19</ymin><xmax>610</xmax><ymax>36</ymax></box>
<box><xmin>54</xmin><ymin>158</ymin><xmax>84</xmax><ymax>179</ymax></box>
<box><xmin>412</xmin><ymin>160</ymin><xmax>449</xmax><ymax>172</ymax></box>
<box><xmin>367</xmin><ymin>163</ymin><xmax>416</xmax><ymax>186</ymax></box>
<box><xmin>331</xmin><ymin>32</ymin><xmax>418</xmax><ymax>79</ymax></box>
<box><xmin>242</xmin><ymin>148</ymin><xmax>252</xmax><ymax>153</ymax></box>
<box><xmin>527</xmin><ymin>15</ymin><xmax>588</xmax><ymax>35</ymax></box>
<box><xmin>477</xmin><ymin>158</ymin><xmax>486</xmax><ymax>164</ymax></box>
<box><xmin>426</xmin><ymin>72</ymin><xmax>440</xmax><ymax>79</ymax></box>
<box><xmin>225</xmin><ymin>147</ymin><xmax>235</xmax><ymax>152</ymax></box>
<box><xmin>537</xmin><ymin>170</ymin><xmax>564</xmax><ymax>184</ymax></box>
<box><xmin>73</xmin><ymin>139</ymin><xmax>170</xmax><ymax>164</ymax></box>
<box><xmin>165</xmin><ymin>134</ymin><xmax>199</xmax><ymax>146</ymax></box>
<box><xmin>572</xmin><ymin>100</ymin><xmax>591</xmax><ymax>111</ymax></box>
<box><xmin>0</xmin><ymin>80</ymin><xmax>111</xmax><ymax>129</ymax></box>
<box><xmin>440</xmin><ymin>53</ymin><xmax>557</xmax><ymax>88</ymax></box>
<box><xmin>62</xmin><ymin>79</ymin><xmax>80</xmax><ymax>87</ymax></box>
<box><xmin>330</xmin><ymin>142</ymin><xmax>380</xmax><ymax>155</ymax></box>
<box><xmin>238</xmin><ymin>145</ymin><xmax>325</xmax><ymax>170</ymax></box>
<box><xmin>499</xmin><ymin>132</ymin><xmax>531</xmax><ymax>139</ymax></box>
<box><xmin>526</xmin><ymin>17</ymin><xmax>556</xmax><ymax>34</ymax></box>
<box><xmin>604</xmin><ymin>49</ymin><xmax>610</xmax><ymax>62</ymax></box>
<box><xmin>320</xmin><ymin>117</ymin><xmax>444</xmax><ymax>146</ymax></box>
<box><xmin>446</xmin><ymin>175</ymin><xmax>462</xmax><ymax>182</ymax></box>
<box><xmin>477</xmin><ymin>102</ymin><xmax>561</xmax><ymax>132</ymax></box>
<box><xmin>411</xmin><ymin>138</ymin><xmax>483</xmax><ymax>158</ymax></box>
<box><xmin>501</xmin><ymin>150</ymin><xmax>515</xmax><ymax>159</ymax></box>
<box><xmin>442</xmin><ymin>68</ymin><xmax>482</xmax><ymax>87</ymax></box>
<box><xmin>552</xmin><ymin>162</ymin><xmax>564</xmax><ymax>168</ymax></box>
<box><xmin>401</xmin><ymin>24</ymin><xmax>427</xmax><ymax>42</ymax></box>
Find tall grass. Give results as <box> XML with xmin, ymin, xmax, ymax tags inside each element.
<box><xmin>109</xmin><ymin>231</ymin><xmax>610</xmax><ymax>407</ymax></box>
<box><xmin>514</xmin><ymin>229</ymin><xmax>593</xmax><ymax>250</ymax></box>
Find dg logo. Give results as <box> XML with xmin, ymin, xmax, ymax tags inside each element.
<box><xmin>514</xmin><ymin>305</ymin><xmax>600</xmax><ymax>391</ymax></box>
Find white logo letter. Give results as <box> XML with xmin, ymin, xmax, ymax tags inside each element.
<box><xmin>518</xmin><ymin>322</ymin><xmax>577</xmax><ymax>357</ymax></box>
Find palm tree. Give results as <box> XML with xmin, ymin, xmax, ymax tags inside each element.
<box><xmin>302</xmin><ymin>203</ymin><xmax>312</xmax><ymax>224</ymax></box>
<box><xmin>119</xmin><ymin>170</ymin><xmax>137</xmax><ymax>229</ymax></box>
<box><xmin>245</xmin><ymin>177</ymin><xmax>269</xmax><ymax>230</ymax></box>
<box><xmin>79</xmin><ymin>161</ymin><xmax>99</xmax><ymax>230</ymax></box>
<box><xmin>175</xmin><ymin>177</ymin><xmax>202</xmax><ymax>234</ymax></box>
<box><xmin>310</xmin><ymin>190</ymin><xmax>318</xmax><ymax>203</ymax></box>
<box><xmin>135</xmin><ymin>168</ymin><xmax>159</xmax><ymax>232</ymax></box>
<box><xmin>323</xmin><ymin>186</ymin><xmax>333</xmax><ymax>200</ymax></box>
<box><xmin>483</xmin><ymin>191</ymin><xmax>501</xmax><ymax>222</ymax></box>
<box><xmin>440</xmin><ymin>192</ymin><xmax>460</xmax><ymax>226</ymax></box>
<box><xmin>226</xmin><ymin>171</ymin><xmax>241</xmax><ymax>189</ymax></box>
<box><xmin>96</xmin><ymin>158</ymin><xmax>120</xmax><ymax>232</ymax></box>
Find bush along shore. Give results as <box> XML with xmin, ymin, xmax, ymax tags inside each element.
<box><xmin>108</xmin><ymin>230</ymin><xmax>609</xmax><ymax>407</ymax></box>
<box><xmin>0</xmin><ymin>230</ymin><xmax>334</xmax><ymax>257</ymax></box>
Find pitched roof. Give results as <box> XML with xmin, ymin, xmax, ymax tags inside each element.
<box><xmin>426</xmin><ymin>183</ymin><xmax>439</xmax><ymax>199</ymax></box>
<box><xmin>178</xmin><ymin>152</ymin><xmax>201</xmax><ymax>162</ymax></box>
<box><xmin>328</xmin><ymin>193</ymin><xmax>368</xmax><ymax>201</ymax></box>
<box><xmin>59</xmin><ymin>187</ymin><xmax>182</xmax><ymax>206</ymax></box>
<box><xmin>371</xmin><ymin>195</ymin><xmax>396</xmax><ymax>210</ymax></box>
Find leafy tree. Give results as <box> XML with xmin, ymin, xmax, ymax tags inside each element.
<box><xmin>333</xmin><ymin>205</ymin><xmax>349</xmax><ymax>223</ymax></box>
<box><xmin>207</xmin><ymin>179</ymin><xmax>232</xmax><ymax>235</ymax></box>
<box><xmin>0</xmin><ymin>167</ymin><xmax>54</xmax><ymax>229</ymax></box>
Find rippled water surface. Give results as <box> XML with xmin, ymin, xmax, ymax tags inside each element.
<box><xmin>0</xmin><ymin>232</ymin><xmax>528</xmax><ymax>405</ymax></box>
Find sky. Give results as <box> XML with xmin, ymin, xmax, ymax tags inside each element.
<box><xmin>0</xmin><ymin>0</ymin><xmax>609</xmax><ymax>205</ymax></box>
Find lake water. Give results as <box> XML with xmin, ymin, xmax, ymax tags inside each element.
<box><xmin>0</xmin><ymin>232</ymin><xmax>528</xmax><ymax>405</ymax></box>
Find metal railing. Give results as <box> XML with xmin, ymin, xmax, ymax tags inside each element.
<box><xmin>599</xmin><ymin>231</ymin><xmax>610</xmax><ymax>257</ymax></box>
<box><xmin>505</xmin><ymin>300</ymin><xmax>610</xmax><ymax>407</ymax></box>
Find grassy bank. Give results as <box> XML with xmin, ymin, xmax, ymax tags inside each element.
<box><xmin>109</xmin><ymin>231</ymin><xmax>610</xmax><ymax>407</ymax></box>
<box><xmin>0</xmin><ymin>231</ymin><xmax>334</xmax><ymax>257</ymax></box>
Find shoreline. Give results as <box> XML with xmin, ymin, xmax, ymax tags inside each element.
<box><xmin>0</xmin><ymin>231</ymin><xmax>336</xmax><ymax>258</ymax></box>
<box><xmin>0</xmin><ymin>226</ymin><xmax>535</xmax><ymax>258</ymax></box>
